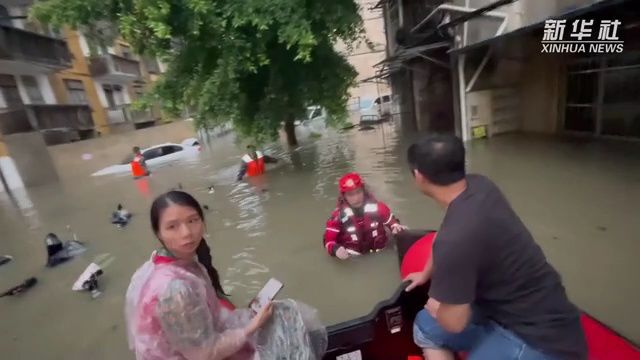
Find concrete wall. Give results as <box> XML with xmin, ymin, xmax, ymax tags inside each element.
<box><xmin>520</xmin><ymin>51</ymin><xmax>564</xmax><ymax>134</ymax></box>
<box><xmin>411</xmin><ymin>60</ymin><xmax>455</xmax><ymax>133</ymax></box>
<box><xmin>48</xmin><ymin>120</ymin><xmax>196</xmax><ymax>179</ymax></box>
<box><xmin>344</xmin><ymin>0</ymin><xmax>390</xmax><ymax>103</ymax></box>
<box><xmin>2</xmin><ymin>132</ymin><xmax>59</xmax><ymax>187</ymax></box>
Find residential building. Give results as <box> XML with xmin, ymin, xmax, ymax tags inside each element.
<box><xmin>378</xmin><ymin>0</ymin><xmax>640</xmax><ymax>141</ymax></box>
<box><xmin>338</xmin><ymin>0</ymin><xmax>391</xmax><ymax>110</ymax></box>
<box><xmin>0</xmin><ymin>1</ymin><xmax>165</xmax><ymax>191</ymax></box>
<box><xmin>1</xmin><ymin>0</ymin><xmax>80</xmax><ymax>188</ymax></box>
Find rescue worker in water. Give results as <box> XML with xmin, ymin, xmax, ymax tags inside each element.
<box><xmin>130</xmin><ymin>146</ymin><xmax>150</xmax><ymax>178</ymax></box>
<box><xmin>323</xmin><ymin>172</ymin><xmax>407</xmax><ymax>260</ymax></box>
<box><xmin>236</xmin><ymin>144</ymin><xmax>278</xmax><ymax>181</ymax></box>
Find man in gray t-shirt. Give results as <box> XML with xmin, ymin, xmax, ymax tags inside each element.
<box><xmin>404</xmin><ymin>135</ymin><xmax>586</xmax><ymax>360</ymax></box>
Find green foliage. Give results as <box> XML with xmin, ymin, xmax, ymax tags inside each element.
<box><xmin>32</xmin><ymin>0</ymin><xmax>364</xmax><ymax>144</ymax></box>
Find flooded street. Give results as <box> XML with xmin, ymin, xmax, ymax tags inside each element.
<box><xmin>1</xmin><ymin>121</ymin><xmax>639</xmax><ymax>359</ymax></box>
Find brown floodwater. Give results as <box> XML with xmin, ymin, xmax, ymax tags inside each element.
<box><xmin>0</xmin><ymin>121</ymin><xmax>639</xmax><ymax>359</ymax></box>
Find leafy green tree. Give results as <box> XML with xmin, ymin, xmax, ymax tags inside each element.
<box><xmin>32</xmin><ymin>0</ymin><xmax>364</xmax><ymax>146</ymax></box>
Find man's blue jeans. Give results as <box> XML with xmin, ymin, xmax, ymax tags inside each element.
<box><xmin>413</xmin><ymin>309</ymin><xmax>556</xmax><ymax>360</ymax></box>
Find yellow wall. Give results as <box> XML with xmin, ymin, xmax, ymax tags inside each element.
<box><xmin>49</xmin><ymin>29</ymin><xmax>111</xmax><ymax>135</ymax></box>
<box><xmin>49</xmin><ymin>30</ymin><xmax>167</xmax><ymax>136</ymax></box>
<box><xmin>0</xmin><ymin>140</ymin><xmax>8</xmax><ymax>157</ymax></box>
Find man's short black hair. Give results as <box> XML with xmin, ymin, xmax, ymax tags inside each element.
<box><xmin>133</xmin><ymin>146</ymin><xmax>140</xmax><ymax>153</ymax></box>
<box><xmin>407</xmin><ymin>134</ymin><xmax>466</xmax><ymax>186</ymax></box>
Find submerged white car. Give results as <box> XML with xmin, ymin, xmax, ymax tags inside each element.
<box><xmin>91</xmin><ymin>139</ymin><xmax>201</xmax><ymax>177</ymax></box>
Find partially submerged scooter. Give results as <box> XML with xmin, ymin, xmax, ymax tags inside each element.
<box><xmin>45</xmin><ymin>232</ymin><xmax>86</xmax><ymax>267</ymax></box>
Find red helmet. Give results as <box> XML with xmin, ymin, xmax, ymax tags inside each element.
<box><xmin>339</xmin><ymin>172</ymin><xmax>364</xmax><ymax>193</ymax></box>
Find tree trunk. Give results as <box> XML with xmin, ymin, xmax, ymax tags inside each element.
<box><xmin>284</xmin><ymin>114</ymin><xmax>298</xmax><ymax>147</ymax></box>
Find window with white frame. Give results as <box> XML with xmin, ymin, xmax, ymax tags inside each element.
<box><xmin>21</xmin><ymin>75</ymin><xmax>45</xmax><ymax>104</ymax></box>
<box><xmin>64</xmin><ymin>79</ymin><xmax>88</xmax><ymax>105</ymax></box>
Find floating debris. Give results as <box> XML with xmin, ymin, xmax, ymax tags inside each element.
<box><xmin>1</xmin><ymin>277</ymin><xmax>37</xmax><ymax>298</ymax></box>
<box><xmin>0</xmin><ymin>255</ymin><xmax>13</xmax><ymax>267</ymax></box>
<box><xmin>45</xmin><ymin>233</ymin><xmax>87</xmax><ymax>268</ymax></box>
<box><xmin>111</xmin><ymin>204</ymin><xmax>132</xmax><ymax>228</ymax></box>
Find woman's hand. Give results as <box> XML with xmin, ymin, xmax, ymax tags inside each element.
<box><xmin>245</xmin><ymin>302</ymin><xmax>273</xmax><ymax>336</ymax></box>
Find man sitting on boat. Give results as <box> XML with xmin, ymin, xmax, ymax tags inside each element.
<box><xmin>323</xmin><ymin>172</ymin><xmax>406</xmax><ymax>260</ymax></box>
<box><xmin>404</xmin><ymin>134</ymin><xmax>587</xmax><ymax>360</ymax></box>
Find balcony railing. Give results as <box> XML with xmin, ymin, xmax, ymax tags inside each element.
<box><xmin>106</xmin><ymin>106</ymin><xmax>129</xmax><ymax>124</ymax></box>
<box><xmin>29</xmin><ymin>105</ymin><xmax>94</xmax><ymax>131</ymax></box>
<box><xmin>0</xmin><ymin>24</ymin><xmax>72</xmax><ymax>69</ymax></box>
<box><xmin>129</xmin><ymin>108</ymin><xmax>157</xmax><ymax>123</ymax></box>
<box><xmin>0</xmin><ymin>108</ymin><xmax>35</xmax><ymax>135</ymax></box>
<box><xmin>0</xmin><ymin>105</ymin><xmax>93</xmax><ymax>136</ymax></box>
<box><xmin>89</xmin><ymin>54</ymin><xmax>141</xmax><ymax>79</ymax></box>
<box><xmin>106</xmin><ymin>104</ymin><xmax>158</xmax><ymax>125</ymax></box>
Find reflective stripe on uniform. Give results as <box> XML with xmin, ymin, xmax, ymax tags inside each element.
<box><xmin>326</xmin><ymin>227</ymin><xmax>340</xmax><ymax>233</ymax></box>
<box><xmin>325</xmin><ymin>241</ymin><xmax>336</xmax><ymax>251</ymax></box>
<box><xmin>364</xmin><ymin>203</ymin><xmax>378</xmax><ymax>213</ymax></box>
<box><xmin>341</xmin><ymin>207</ymin><xmax>355</xmax><ymax>223</ymax></box>
<box><xmin>384</xmin><ymin>212</ymin><xmax>394</xmax><ymax>225</ymax></box>
<box><xmin>346</xmin><ymin>226</ymin><xmax>356</xmax><ymax>233</ymax></box>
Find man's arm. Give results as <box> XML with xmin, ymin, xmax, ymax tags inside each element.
<box><xmin>404</xmin><ymin>252</ymin><xmax>433</xmax><ymax>291</ymax></box>
<box><xmin>137</xmin><ymin>156</ymin><xmax>151</xmax><ymax>175</ymax></box>
<box><xmin>236</xmin><ymin>162</ymin><xmax>247</xmax><ymax>181</ymax></box>
<box><xmin>428</xmin><ymin>232</ymin><xmax>477</xmax><ymax>333</ymax></box>
<box><xmin>434</xmin><ymin>302</ymin><xmax>472</xmax><ymax>333</ymax></box>
<box><xmin>263</xmin><ymin>155</ymin><xmax>278</xmax><ymax>164</ymax></box>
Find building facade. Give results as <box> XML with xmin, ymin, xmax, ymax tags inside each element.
<box><xmin>0</xmin><ymin>0</ymin><xmax>165</xmax><ymax>191</ymax></box>
<box><xmin>379</xmin><ymin>0</ymin><xmax>640</xmax><ymax>141</ymax></box>
<box><xmin>338</xmin><ymin>0</ymin><xmax>391</xmax><ymax>111</ymax></box>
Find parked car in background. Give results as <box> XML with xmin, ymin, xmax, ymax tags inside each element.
<box><xmin>91</xmin><ymin>139</ymin><xmax>201</xmax><ymax>176</ymax></box>
<box><xmin>360</xmin><ymin>95</ymin><xmax>392</xmax><ymax>124</ymax></box>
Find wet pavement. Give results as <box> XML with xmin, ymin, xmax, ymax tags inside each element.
<box><xmin>0</xmin><ymin>121</ymin><xmax>639</xmax><ymax>359</ymax></box>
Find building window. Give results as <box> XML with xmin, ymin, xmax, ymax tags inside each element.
<box><xmin>102</xmin><ymin>84</ymin><xmax>126</xmax><ymax>108</ymax></box>
<box><xmin>0</xmin><ymin>74</ymin><xmax>23</xmax><ymax>108</ymax></box>
<box><xmin>103</xmin><ymin>85</ymin><xmax>116</xmax><ymax>108</ymax></box>
<box><xmin>143</xmin><ymin>56</ymin><xmax>161</xmax><ymax>74</ymax></box>
<box><xmin>0</xmin><ymin>5</ymin><xmax>11</xmax><ymax>27</ymax></box>
<box><xmin>21</xmin><ymin>75</ymin><xmax>45</xmax><ymax>104</ymax></box>
<box><xmin>64</xmin><ymin>79</ymin><xmax>88</xmax><ymax>104</ymax></box>
<box><xmin>565</xmin><ymin>52</ymin><xmax>640</xmax><ymax>138</ymax></box>
<box><xmin>121</xmin><ymin>44</ymin><xmax>132</xmax><ymax>59</ymax></box>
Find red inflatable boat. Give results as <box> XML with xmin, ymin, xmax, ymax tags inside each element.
<box><xmin>324</xmin><ymin>230</ymin><xmax>640</xmax><ymax>360</ymax></box>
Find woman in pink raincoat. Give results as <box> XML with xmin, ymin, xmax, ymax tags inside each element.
<box><xmin>125</xmin><ymin>191</ymin><xmax>273</xmax><ymax>360</ymax></box>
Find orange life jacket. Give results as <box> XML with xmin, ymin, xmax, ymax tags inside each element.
<box><xmin>242</xmin><ymin>151</ymin><xmax>265</xmax><ymax>177</ymax></box>
<box><xmin>130</xmin><ymin>154</ymin><xmax>146</xmax><ymax>178</ymax></box>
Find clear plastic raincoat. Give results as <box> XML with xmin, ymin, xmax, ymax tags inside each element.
<box><xmin>126</xmin><ymin>253</ymin><xmax>254</xmax><ymax>360</ymax></box>
<box><xmin>126</xmin><ymin>252</ymin><xmax>327</xmax><ymax>360</ymax></box>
